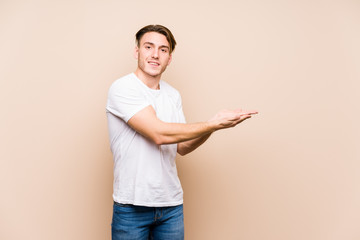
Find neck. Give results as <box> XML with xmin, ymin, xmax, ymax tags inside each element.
<box><xmin>134</xmin><ymin>68</ymin><xmax>161</xmax><ymax>90</ymax></box>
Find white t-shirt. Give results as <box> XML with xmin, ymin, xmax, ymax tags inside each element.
<box><xmin>106</xmin><ymin>73</ymin><xmax>186</xmax><ymax>207</ymax></box>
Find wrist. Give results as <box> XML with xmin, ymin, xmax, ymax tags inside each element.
<box><xmin>206</xmin><ymin>119</ymin><xmax>220</xmax><ymax>132</ymax></box>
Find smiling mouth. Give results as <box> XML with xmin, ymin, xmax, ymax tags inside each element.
<box><xmin>148</xmin><ymin>61</ymin><xmax>160</xmax><ymax>66</ymax></box>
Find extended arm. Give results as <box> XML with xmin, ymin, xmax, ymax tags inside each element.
<box><xmin>176</xmin><ymin>109</ymin><xmax>256</xmax><ymax>155</ymax></box>
<box><xmin>177</xmin><ymin>133</ymin><xmax>212</xmax><ymax>156</ymax></box>
<box><xmin>127</xmin><ymin>105</ymin><xmax>257</xmax><ymax>148</ymax></box>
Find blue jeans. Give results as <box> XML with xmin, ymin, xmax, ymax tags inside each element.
<box><xmin>111</xmin><ymin>202</ymin><xmax>184</xmax><ymax>240</ymax></box>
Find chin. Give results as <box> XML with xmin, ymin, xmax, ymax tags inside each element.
<box><xmin>146</xmin><ymin>70</ymin><xmax>163</xmax><ymax>77</ymax></box>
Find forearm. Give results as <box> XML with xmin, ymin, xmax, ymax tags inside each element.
<box><xmin>127</xmin><ymin>105</ymin><xmax>257</xmax><ymax>146</ymax></box>
<box><xmin>177</xmin><ymin>132</ymin><xmax>212</xmax><ymax>156</ymax></box>
<box><xmin>127</xmin><ymin>106</ymin><xmax>218</xmax><ymax>145</ymax></box>
<box><xmin>153</xmin><ymin>121</ymin><xmax>216</xmax><ymax>145</ymax></box>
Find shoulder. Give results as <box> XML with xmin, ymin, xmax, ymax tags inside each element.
<box><xmin>109</xmin><ymin>73</ymin><xmax>137</xmax><ymax>91</ymax></box>
<box><xmin>108</xmin><ymin>73</ymin><xmax>142</xmax><ymax>97</ymax></box>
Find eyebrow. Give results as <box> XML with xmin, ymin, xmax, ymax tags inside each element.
<box><xmin>143</xmin><ymin>42</ymin><xmax>170</xmax><ymax>50</ymax></box>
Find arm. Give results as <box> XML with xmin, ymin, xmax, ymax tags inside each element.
<box><xmin>177</xmin><ymin>133</ymin><xmax>212</xmax><ymax>156</ymax></box>
<box><xmin>177</xmin><ymin>109</ymin><xmax>256</xmax><ymax>155</ymax></box>
<box><xmin>127</xmin><ymin>105</ymin><xmax>257</xmax><ymax>146</ymax></box>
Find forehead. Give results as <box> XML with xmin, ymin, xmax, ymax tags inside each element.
<box><xmin>140</xmin><ymin>32</ymin><xmax>169</xmax><ymax>47</ymax></box>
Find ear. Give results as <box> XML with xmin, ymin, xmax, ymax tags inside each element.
<box><xmin>167</xmin><ymin>54</ymin><xmax>172</xmax><ymax>66</ymax></box>
<box><xmin>134</xmin><ymin>46</ymin><xmax>139</xmax><ymax>60</ymax></box>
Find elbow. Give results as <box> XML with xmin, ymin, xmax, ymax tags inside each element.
<box><xmin>150</xmin><ymin>134</ymin><xmax>162</xmax><ymax>145</ymax></box>
<box><xmin>177</xmin><ymin>149</ymin><xmax>186</xmax><ymax>156</ymax></box>
<box><xmin>178</xmin><ymin>150</ymin><xmax>188</xmax><ymax>156</ymax></box>
<box><xmin>151</xmin><ymin>134</ymin><xmax>168</xmax><ymax>145</ymax></box>
<box><xmin>153</xmin><ymin>137</ymin><xmax>164</xmax><ymax>145</ymax></box>
<box><xmin>177</xmin><ymin>144</ymin><xmax>190</xmax><ymax>156</ymax></box>
<box><xmin>151</xmin><ymin>130</ymin><xmax>178</xmax><ymax>145</ymax></box>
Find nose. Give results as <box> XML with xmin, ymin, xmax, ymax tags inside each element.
<box><xmin>151</xmin><ymin>49</ymin><xmax>159</xmax><ymax>59</ymax></box>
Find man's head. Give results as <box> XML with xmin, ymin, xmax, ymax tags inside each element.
<box><xmin>135</xmin><ymin>25</ymin><xmax>176</xmax><ymax>54</ymax></box>
<box><xmin>134</xmin><ymin>25</ymin><xmax>176</xmax><ymax>81</ymax></box>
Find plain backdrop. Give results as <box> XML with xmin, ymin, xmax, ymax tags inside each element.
<box><xmin>1</xmin><ymin>0</ymin><xmax>359</xmax><ymax>239</ymax></box>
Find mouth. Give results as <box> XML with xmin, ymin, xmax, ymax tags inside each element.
<box><xmin>148</xmin><ymin>61</ymin><xmax>160</xmax><ymax>67</ymax></box>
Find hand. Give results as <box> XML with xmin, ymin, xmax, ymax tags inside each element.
<box><xmin>209</xmin><ymin>109</ymin><xmax>258</xmax><ymax>130</ymax></box>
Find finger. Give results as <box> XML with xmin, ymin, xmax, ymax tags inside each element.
<box><xmin>235</xmin><ymin>115</ymin><xmax>251</xmax><ymax>123</ymax></box>
<box><xmin>240</xmin><ymin>110</ymin><xmax>258</xmax><ymax>115</ymax></box>
<box><xmin>233</xmin><ymin>108</ymin><xmax>258</xmax><ymax>115</ymax></box>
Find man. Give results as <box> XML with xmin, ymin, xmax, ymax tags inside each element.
<box><xmin>106</xmin><ymin>24</ymin><xmax>257</xmax><ymax>240</ymax></box>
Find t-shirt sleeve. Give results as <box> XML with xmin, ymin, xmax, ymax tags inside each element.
<box><xmin>177</xmin><ymin>93</ymin><xmax>186</xmax><ymax>124</ymax></box>
<box><xmin>106</xmin><ymin>80</ymin><xmax>150</xmax><ymax>123</ymax></box>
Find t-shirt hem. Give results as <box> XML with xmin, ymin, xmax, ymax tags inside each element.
<box><xmin>124</xmin><ymin>103</ymin><xmax>151</xmax><ymax>123</ymax></box>
<box><xmin>106</xmin><ymin>103</ymin><xmax>151</xmax><ymax>123</ymax></box>
<box><xmin>113</xmin><ymin>198</ymin><xmax>183</xmax><ymax>207</ymax></box>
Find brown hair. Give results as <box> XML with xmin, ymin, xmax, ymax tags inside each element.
<box><xmin>135</xmin><ymin>25</ymin><xmax>177</xmax><ymax>53</ymax></box>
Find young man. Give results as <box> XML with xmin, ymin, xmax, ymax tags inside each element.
<box><xmin>106</xmin><ymin>24</ymin><xmax>257</xmax><ymax>240</ymax></box>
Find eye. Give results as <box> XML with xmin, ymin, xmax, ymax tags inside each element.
<box><xmin>161</xmin><ymin>49</ymin><xmax>168</xmax><ymax>53</ymax></box>
<box><xmin>145</xmin><ymin>45</ymin><xmax>151</xmax><ymax>50</ymax></box>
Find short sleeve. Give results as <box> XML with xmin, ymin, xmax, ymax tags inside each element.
<box><xmin>176</xmin><ymin>93</ymin><xmax>186</xmax><ymax>124</ymax></box>
<box><xmin>106</xmin><ymin>78</ymin><xmax>150</xmax><ymax>123</ymax></box>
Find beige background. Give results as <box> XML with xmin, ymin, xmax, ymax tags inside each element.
<box><xmin>1</xmin><ymin>0</ymin><xmax>359</xmax><ymax>239</ymax></box>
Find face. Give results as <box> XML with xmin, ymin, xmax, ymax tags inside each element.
<box><xmin>134</xmin><ymin>32</ymin><xmax>172</xmax><ymax>79</ymax></box>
